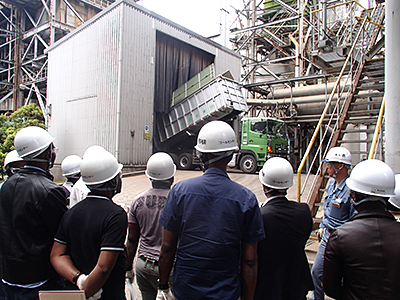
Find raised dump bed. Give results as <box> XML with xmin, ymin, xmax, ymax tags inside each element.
<box><xmin>157</xmin><ymin>75</ymin><xmax>247</xmax><ymax>144</ymax></box>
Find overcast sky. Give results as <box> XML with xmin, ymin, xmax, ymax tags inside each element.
<box><xmin>137</xmin><ymin>0</ymin><xmax>371</xmax><ymax>43</ymax></box>
<box><xmin>138</xmin><ymin>0</ymin><xmax>244</xmax><ymax>38</ymax></box>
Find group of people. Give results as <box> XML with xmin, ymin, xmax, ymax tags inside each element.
<box><xmin>0</xmin><ymin>126</ymin><xmax>127</xmax><ymax>300</ymax></box>
<box><xmin>0</xmin><ymin>121</ymin><xmax>400</xmax><ymax>300</ymax></box>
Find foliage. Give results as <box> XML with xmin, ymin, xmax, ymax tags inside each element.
<box><xmin>0</xmin><ymin>104</ymin><xmax>45</xmax><ymax>177</ymax></box>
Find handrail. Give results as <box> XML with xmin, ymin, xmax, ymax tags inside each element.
<box><xmin>311</xmin><ymin>0</ymin><xmax>370</xmax><ymax>38</ymax></box>
<box><xmin>296</xmin><ymin>14</ymin><xmax>369</xmax><ymax>202</ymax></box>
<box><xmin>368</xmin><ymin>94</ymin><xmax>385</xmax><ymax>159</ymax></box>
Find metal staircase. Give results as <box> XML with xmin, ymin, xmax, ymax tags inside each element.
<box><xmin>296</xmin><ymin>4</ymin><xmax>386</xmax><ymax>229</ymax></box>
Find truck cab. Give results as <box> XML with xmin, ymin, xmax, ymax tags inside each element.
<box><xmin>236</xmin><ymin>117</ymin><xmax>289</xmax><ymax>173</ymax></box>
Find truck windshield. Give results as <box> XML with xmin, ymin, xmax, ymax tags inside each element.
<box><xmin>267</xmin><ymin>120</ymin><xmax>287</xmax><ymax>138</ymax></box>
<box><xmin>250</xmin><ymin>121</ymin><xmax>267</xmax><ymax>134</ymax></box>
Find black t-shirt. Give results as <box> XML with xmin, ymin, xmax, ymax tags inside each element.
<box><xmin>55</xmin><ymin>195</ymin><xmax>128</xmax><ymax>300</ymax></box>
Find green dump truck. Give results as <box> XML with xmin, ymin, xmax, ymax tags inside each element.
<box><xmin>155</xmin><ymin>65</ymin><xmax>289</xmax><ymax>174</ymax></box>
<box><xmin>230</xmin><ymin>117</ymin><xmax>289</xmax><ymax>173</ymax></box>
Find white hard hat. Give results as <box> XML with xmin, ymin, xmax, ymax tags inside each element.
<box><xmin>322</xmin><ymin>147</ymin><xmax>352</xmax><ymax>165</ymax></box>
<box><xmin>61</xmin><ymin>155</ymin><xmax>82</xmax><ymax>177</ymax></box>
<box><xmin>146</xmin><ymin>152</ymin><xmax>176</xmax><ymax>181</ymax></box>
<box><xmin>4</xmin><ymin>150</ymin><xmax>23</xmax><ymax>167</ymax></box>
<box><xmin>259</xmin><ymin>157</ymin><xmax>294</xmax><ymax>189</ymax></box>
<box><xmin>81</xmin><ymin>145</ymin><xmax>123</xmax><ymax>185</ymax></box>
<box><xmin>389</xmin><ymin>174</ymin><xmax>400</xmax><ymax>209</ymax></box>
<box><xmin>194</xmin><ymin>121</ymin><xmax>238</xmax><ymax>153</ymax></box>
<box><xmin>14</xmin><ymin>126</ymin><xmax>55</xmax><ymax>159</ymax></box>
<box><xmin>346</xmin><ymin>159</ymin><xmax>396</xmax><ymax>197</ymax></box>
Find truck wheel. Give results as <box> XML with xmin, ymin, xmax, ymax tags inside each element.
<box><xmin>169</xmin><ymin>153</ymin><xmax>179</xmax><ymax>166</ymax></box>
<box><xmin>178</xmin><ymin>153</ymin><xmax>193</xmax><ymax>170</ymax></box>
<box><xmin>240</xmin><ymin>155</ymin><xmax>257</xmax><ymax>174</ymax></box>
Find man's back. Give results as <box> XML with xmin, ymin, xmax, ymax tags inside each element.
<box><xmin>324</xmin><ymin>209</ymin><xmax>400</xmax><ymax>300</ymax></box>
<box><xmin>255</xmin><ymin>197</ymin><xmax>313</xmax><ymax>300</ymax></box>
<box><xmin>55</xmin><ymin>195</ymin><xmax>127</xmax><ymax>300</ymax></box>
<box><xmin>129</xmin><ymin>188</ymin><xmax>169</xmax><ymax>259</ymax></box>
<box><xmin>159</xmin><ymin>168</ymin><xmax>264</xmax><ymax>299</ymax></box>
<box><xmin>0</xmin><ymin>167</ymin><xmax>67</xmax><ymax>284</ymax></box>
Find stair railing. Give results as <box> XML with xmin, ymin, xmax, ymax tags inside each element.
<box><xmin>310</xmin><ymin>0</ymin><xmax>368</xmax><ymax>53</ymax></box>
<box><xmin>368</xmin><ymin>94</ymin><xmax>385</xmax><ymax>160</ymax></box>
<box><xmin>296</xmin><ymin>7</ymin><xmax>377</xmax><ymax>203</ymax></box>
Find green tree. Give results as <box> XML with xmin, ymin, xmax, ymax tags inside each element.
<box><xmin>0</xmin><ymin>104</ymin><xmax>45</xmax><ymax>176</ymax></box>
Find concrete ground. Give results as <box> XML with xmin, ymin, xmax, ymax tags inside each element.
<box><xmin>114</xmin><ymin>168</ymin><xmax>314</xmax><ymax>208</ymax></box>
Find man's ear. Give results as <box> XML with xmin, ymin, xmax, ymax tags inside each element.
<box><xmin>42</xmin><ymin>146</ymin><xmax>52</xmax><ymax>161</ymax></box>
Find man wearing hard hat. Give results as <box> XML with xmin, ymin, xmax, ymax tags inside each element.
<box><xmin>157</xmin><ymin>120</ymin><xmax>265</xmax><ymax>300</ymax></box>
<box><xmin>0</xmin><ymin>150</ymin><xmax>25</xmax><ymax>300</ymax></box>
<box><xmin>50</xmin><ymin>145</ymin><xmax>127</xmax><ymax>300</ymax></box>
<box><xmin>324</xmin><ymin>159</ymin><xmax>400</xmax><ymax>299</ymax></box>
<box><xmin>255</xmin><ymin>157</ymin><xmax>313</xmax><ymax>300</ymax></box>
<box><xmin>310</xmin><ymin>146</ymin><xmax>356</xmax><ymax>300</ymax></box>
<box><xmin>126</xmin><ymin>152</ymin><xmax>176</xmax><ymax>300</ymax></box>
<box><xmin>0</xmin><ymin>126</ymin><xmax>68</xmax><ymax>299</ymax></box>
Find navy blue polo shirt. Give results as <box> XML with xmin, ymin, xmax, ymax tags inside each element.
<box><xmin>160</xmin><ymin>168</ymin><xmax>265</xmax><ymax>300</ymax></box>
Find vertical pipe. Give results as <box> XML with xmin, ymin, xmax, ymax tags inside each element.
<box><xmin>385</xmin><ymin>0</ymin><xmax>400</xmax><ymax>172</ymax></box>
<box><xmin>250</xmin><ymin>0</ymin><xmax>256</xmax><ymax>84</ymax></box>
<box><xmin>49</xmin><ymin>0</ymin><xmax>55</xmax><ymax>45</ymax></box>
<box><xmin>298</xmin><ymin>0</ymin><xmax>303</xmax><ymax>77</ymax></box>
<box><xmin>12</xmin><ymin>7</ymin><xmax>21</xmax><ymax>111</ymax></box>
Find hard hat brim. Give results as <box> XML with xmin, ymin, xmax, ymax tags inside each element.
<box><xmin>84</xmin><ymin>163</ymin><xmax>123</xmax><ymax>185</ymax></box>
<box><xmin>346</xmin><ymin>177</ymin><xmax>396</xmax><ymax>197</ymax></box>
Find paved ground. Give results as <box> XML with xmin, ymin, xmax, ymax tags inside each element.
<box><xmin>114</xmin><ymin>168</ymin><xmax>314</xmax><ymax>209</ymax></box>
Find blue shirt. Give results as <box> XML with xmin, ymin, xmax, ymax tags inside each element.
<box><xmin>159</xmin><ymin>168</ymin><xmax>265</xmax><ymax>300</ymax></box>
<box><xmin>320</xmin><ymin>175</ymin><xmax>356</xmax><ymax>229</ymax></box>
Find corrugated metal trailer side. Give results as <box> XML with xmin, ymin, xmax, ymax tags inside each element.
<box><xmin>47</xmin><ymin>0</ymin><xmax>242</xmax><ymax>166</ymax></box>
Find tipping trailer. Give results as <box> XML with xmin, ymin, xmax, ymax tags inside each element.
<box><xmin>156</xmin><ymin>74</ymin><xmax>248</xmax><ymax>170</ymax></box>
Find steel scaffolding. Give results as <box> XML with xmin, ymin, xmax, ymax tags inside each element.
<box><xmin>0</xmin><ymin>0</ymin><xmax>116</xmax><ymax>119</ymax></box>
<box><xmin>229</xmin><ymin>0</ymin><xmax>374</xmax><ymax>99</ymax></box>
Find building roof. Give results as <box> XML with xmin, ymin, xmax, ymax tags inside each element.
<box><xmin>45</xmin><ymin>0</ymin><xmax>240</xmax><ymax>59</ymax></box>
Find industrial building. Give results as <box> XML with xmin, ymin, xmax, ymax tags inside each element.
<box><xmin>45</xmin><ymin>0</ymin><xmax>242</xmax><ymax>167</ymax></box>
<box><xmin>1</xmin><ymin>0</ymin><xmax>399</xmax><ymax>226</ymax></box>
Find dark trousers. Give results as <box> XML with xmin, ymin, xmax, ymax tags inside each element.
<box><xmin>0</xmin><ymin>263</ymin><xmax>6</xmax><ymax>300</ymax></box>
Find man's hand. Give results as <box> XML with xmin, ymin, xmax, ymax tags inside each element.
<box><xmin>76</xmin><ymin>274</ymin><xmax>88</xmax><ymax>290</ymax></box>
<box><xmin>156</xmin><ymin>288</ymin><xmax>175</xmax><ymax>300</ymax></box>
<box><xmin>87</xmin><ymin>288</ymin><xmax>103</xmax><ymax>300</ymax></box>
<box><xmin>126</xmin><ymin>269</ymin><xmax>135</xmax><ymax>283</ymax></box>
<box><xmin>317</xmin><ymin>228</ymin><xmax>324</xmax><ymax>242</ymax></box>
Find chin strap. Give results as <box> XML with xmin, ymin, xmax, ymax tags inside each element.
<box><xmin>351</xmin><ymin>195</ymin><xmax>387</xmax><ymax>207</ymax></box>
<box><xmin>331</xmin><ymin>164</ymin><xmax>341</xmax><ymax>178</ymax></box>
<box><xmin>88</xmin><ymin>175</ymin><xmax>121</xmax><ymax>195</ymax></box>
<box><xmin>198</xmin><ymin>151</ymin><xmax>234</xmax><ymax>171</ymax></box>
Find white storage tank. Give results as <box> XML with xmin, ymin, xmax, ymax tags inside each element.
<box><xmin>46</xmin><ymin>0</ymin><xmax>241</xmax><ymax>167</ymax></box>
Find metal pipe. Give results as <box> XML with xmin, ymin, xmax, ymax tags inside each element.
<box><xmin>265</xmin><ymin>81</ymin><xmax>350</xmax><ymax>99</ymax></box>
<box><xmin>385</xmin><ymin>0</ymin><xmax>400</xmax><ymax>172</ymax></box>
<box><xmin>247</xmin><ymin>94</ymin><xmax>345</xmax><ymax>106</ymax></box>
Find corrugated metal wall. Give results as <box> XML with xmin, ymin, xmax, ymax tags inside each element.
<box><xmin>117</xmin><ymin>3</ymin><xmax>155</xmax><ymax>165</ymax></box>
<box><xmin>48</xmin><ymin>5</ymin><xmax>123</xmax><ymax>162</ymax></box>
<box><xmin>47</xmin><ymin>0</ymin><xmax>241</xmax><ymax>166</ymax></box>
